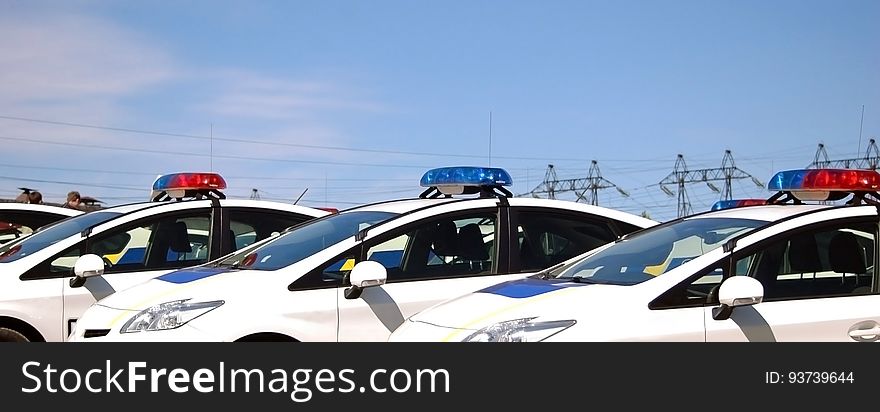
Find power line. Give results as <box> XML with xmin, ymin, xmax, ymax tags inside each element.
<box><xmin>0</xmin><ymin>114</ymin><xmax>621</xmax><ymax>163</ymax></box>
<box><xmin>0</xmin><ymin>135</ymin><xmax>433</xmax><ymax>169</ymax></box>
<box><xmin>0</xmin><ymin>175</ymin><xmax>145</xmax><ymax>191</ymax></box>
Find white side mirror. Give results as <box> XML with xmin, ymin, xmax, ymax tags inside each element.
<box><xmin>349</xmin><ymin>260</ymin><xmax>387</xmax><ymax>288</ymax></box>
<box><xmin>718</xmin><ymin>276</ymin><xmax>764</xmax><ymax>307</ymax></box>
<box><xmin>344</xmin><ymin>261</ymin><xmax>387</xmax><ymax>300</ymax></box>
<box><xmin>74</xmin><ymin>254</ymin><xmax>106</xmax><ymax>278</ymax></box>
<box><xmin>713</xmin><ymin>276</ymin><xmax>764</xmax><ymax>320</ymax></box>
<box><xmin>70</xmin><ymin>254</ymin><xmax>107</xmax><ymax>288</ymax></box>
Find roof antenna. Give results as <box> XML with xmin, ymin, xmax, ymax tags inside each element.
<box><xmin>488</xmin><ymin>111</ymin><xmax>492</xmax><ymax>167</ymax></box>
<box><xmin>294</xmin><ymin>188</ymin><xmax>308</xmax><ymax>205</ymax></box>
<box><xmin>858</xmin><ymin>105</ymin><xmax>865</xmax><ymax>153</ymax></box>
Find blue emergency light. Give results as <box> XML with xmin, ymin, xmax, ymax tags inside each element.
<box><xmin>419</xmin><ymin>166</ymin><xmax>513</xmax><ymax>198</ymax></box>
<box><xmin>710</xmin><ymin>199</ymin><xmax>767</xmax><ymax>211</ymax></box>
<box><xmin>420</xmin><ymin>167</ymin><xmax>512</xmax><ymax>188</ymax></box>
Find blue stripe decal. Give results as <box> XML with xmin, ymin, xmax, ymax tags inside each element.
<box><xmin>479</xmin><ymin>278</ymin><xmax>584</xmax><ymax>299</ymax></box>
<box><xmin>157</xmin><ymin>267</ymin><xmax>231</xmax><ymax>284</ymax></box>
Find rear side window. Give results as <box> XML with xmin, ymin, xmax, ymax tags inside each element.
<box><xmin>514</xmin><ymin>211</ymin><xmax>618</xmax><ymax>272</ymax></box>
<box><xmin>226</xmin><ymin>209</ymin><xmax>314</xmax><ymax>254</ymax></box>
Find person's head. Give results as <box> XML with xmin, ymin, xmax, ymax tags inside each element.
<box><xmin>66</xmin><ymin>191</ymin><xmax>81</xmax><ymax>207</ymax></box>
<box><xmin>27</xmin><ymin>191</ymin><xmax>43</xmax><ymax>204</ymax></box>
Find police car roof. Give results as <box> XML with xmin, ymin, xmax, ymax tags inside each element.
<box><xmin>346</xmin><ymin>197</ymin><xmax>657</xmax><ymax>228</ymax></box>
<box><xmin>0</xmin><ymin>202</ymin><xmax>83</xmax><ymax>216</ymax></box>
<box><xmin>99</xmin><ymin>199</ymin><xmax>329</xmax><ymax>216</ymax></box>
<box><xmin>354</xmin><ymin>198</ymin><xmax>460</xmax><ymax>214</ymax></box>
<box><xmin>689</xmin><ymin>204</ymin><xmax>832</xmax><ymax>222</ymax></box>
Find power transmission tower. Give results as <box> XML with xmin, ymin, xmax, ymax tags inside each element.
<box><xmin>250</xmin><ymin>188</ymin><xmax>261</xmax><ymax>200</ymax></box>
<box><xmin>807</xmin><ymin>139</ymin><xmax>880</xmax><ymax>170</ymax></box>
<box><xmin>659</xmin><ymin>154</ymin><xmax>692</xmax><ymax>218</ymax></box>
<box><xmin>811</xmin><ymin>143</ymin><xmax>831</xmax><ymax>168</ymax></box>
<box><xmin>526</xmin><ymin>161</ymin><xmax>629</xmax><ymax>205</ymax></box>
<box><xmin>659</xmin><ymin>151</ymin><xmax>764</xmax><ymax>218</ymax></box>
<box><xmin>530</xmin><ymin>164</ymin><xmax>559</xmax><ymax>199</ymax></box>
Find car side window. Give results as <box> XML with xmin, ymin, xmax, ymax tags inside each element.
<box><xmin>364</xmin><ymin>212</ymin><xmax>497</xmax><ymax>282</ymax></box>
<box><xmin>515</xmin><ymin>211</ymin><xmax>617</xmax><ymax>272</ymax></box>
<box><xmin>226</xmin><ymin>209</ymin><xmax>312</xmax><ymax>253</ymax></box>
<box><xmin>739</xmin><ymin>222</ymin><xmax>876</xmax><ymax>301</ymax></box>
<box><xmin>92</xmin><ymin>213</ymin><xmax>212</xmax><ymax>273</ymax></box>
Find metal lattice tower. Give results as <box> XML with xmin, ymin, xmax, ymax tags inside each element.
<box><xmin>659</xmin><ymin>154</ymin><xmax>692</xmax><ymax>218</ymax></box>
<box><xmin>807</xmin><ymin>139</ymin><xmax>880</xmax><ymax>170</ymax></box>
<box><xmin>526</xmin><ymin>161</ymin><xmax>629</xmax><ymax>205</ymax></box>
<box><xmin>249</xmin><ymin>188</ymin><xmax>261</xmax><ymax>200</ymax></box>
<box><xmin>659</xmin><ymin>151</ymin><xmax>764</xmax><ymax>218</ymax></box>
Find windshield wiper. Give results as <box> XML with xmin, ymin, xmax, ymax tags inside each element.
<box><xmin>530</xmin><ymin>262</ymin><xmax>566</xmax><ymax>280</ymax></box>
<box><xmin>568</xmin><ymin>275</ymin><xmax>603</xmax><ymax>284</ymax></box>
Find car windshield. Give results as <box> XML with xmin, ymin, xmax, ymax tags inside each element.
<box><xmin>0</xmin><ymin>211</ymin><xmax>123</xmax><ymax>263</ymax></box>
<box><xmin>215</xmin><ymin>210</ymin><xmax>398</xmax><ymax>271</ymax></box>
<box><xmin>552</xmin><ymin>217</ymin><xmax>768</xmax><ymax>285</ymax></box>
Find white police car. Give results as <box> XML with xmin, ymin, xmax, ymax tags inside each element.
<box><xmin>0</xmin><ymin>173</ymin><xmax>329</xmax><ymax>342</ymax></box>
<box><xmin>0</xmin><ymin>202</ymin><xmax>83</xmax><ymax>244</ymax></box>
<box><xmin>69</xmin><ymin>166</ymin><xmax>656</xmax><ymax>342</ymax></box>
<box><xmin>389</xmin><ymin>168</ymin><xmax>880</xmax><ymax>342</ymax></box>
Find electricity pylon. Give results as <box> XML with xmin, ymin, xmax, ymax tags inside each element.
<box><xmin>526</xmin><ymin>161</ymin><xmax>629</xmax><ymax>205</ymax></box>
<box><xmin>659</xmin><ymin>150</ymin><xmax>764</xmax><ymax>218</ymax></box>
<box><xmin>807</xmin><ymin>140</ymin><xmax>880</xmax><ymax>170</ymax></box>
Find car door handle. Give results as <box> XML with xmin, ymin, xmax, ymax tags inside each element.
<box><xmin>848</xmin><ymin>323</ymin><xmax>880</xmax><ymax>342</ymax></box>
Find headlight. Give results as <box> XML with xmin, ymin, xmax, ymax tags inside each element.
<box><xmin>463</xmin><ymin>318</ymin><xmax>576</xmax><ymax>342</ymax></box>
<box><xmin>120</xmin><ymin>299</ymin><xmax>224</xmax><ymax>333</ymax></box>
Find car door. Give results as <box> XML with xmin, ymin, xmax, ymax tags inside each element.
<box><xmin>705</xmin><ymin>218</ymin><xmax>880</xmax><ymax>341</ymax></box>
<box><xmin>60</xmin><ymin>209</ymin><xmax>213</xmax><ymax>339</ymax></box>
<box><xmin>335</xmin><ymin>208</ymin><xmax>524</xmax><ymax>341</ymax></box>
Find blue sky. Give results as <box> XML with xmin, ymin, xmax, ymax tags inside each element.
<box><xmin>1</xmin><ymin>0</ymin><xmax>878</xmax><ymax>220</ymax></box>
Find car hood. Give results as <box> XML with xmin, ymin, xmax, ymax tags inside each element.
<box><xmin>96</xmin><ymin>266</ymin><xmax>263</xmax><ymax>311</ymax></box>
<box><xmin>408</xmin><ymin>278</ymin><xmax>622</xmax><ymax>332</ymax></box>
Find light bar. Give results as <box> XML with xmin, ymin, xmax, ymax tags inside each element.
<box><xmin>420</xmin><ymin>167</ymin><xmax>512</xmax><ymax>188</ymax></box>
<box><xmin>152</xmin><ymin>173</ymin><xmax>227</xmax><ymax>192</ymax></box>
<box><xmin>768</xmin><ymin>169</ymin><xmax>880</xmax><ymax>192</ymax></box>
<box><xmin>711</xmin><ymin>199</ymin><xmax>767</xmax><ymax>211</ymax></box>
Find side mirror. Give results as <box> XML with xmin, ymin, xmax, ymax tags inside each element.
<box><xmin>70</xmin><ymin>254</ymin><xmax>106</xmax><ymax>288</ymax></box>
<box><xmin>712</xmin><ymin>276</ymin><xmax>764</xmax><ymax>320</ymax></box>
<box><xmin>344</xmin><ymin>261</ymin><xmax>387</xmax><ymax>300</ymax></box>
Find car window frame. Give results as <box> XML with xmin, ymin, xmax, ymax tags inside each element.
<box><xmin>20</xmin><ymin>208</ymin><xmax>215</xmax><ymax>280</ymax></box>
<box><xmin>649</xmin><ymin>215</ymin><xmax>880</xmax><ymax>310</ymax></box>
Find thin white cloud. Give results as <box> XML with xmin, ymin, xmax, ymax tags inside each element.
<box><xmin>192</xmin><ymin>70</ymin><xmax>388</xmax><ymax>120</ymax></box>
<box><xmin>0</xmin><ymin>14</ymin><xmax>176</xmax><ymax>103</ymax></box>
